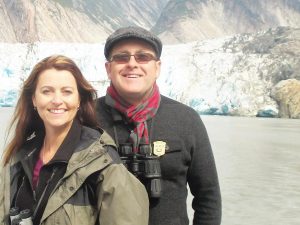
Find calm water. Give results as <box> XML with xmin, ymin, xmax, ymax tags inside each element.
<box><xmin>1</xmin><ymin>108</ymin><xmax>300</xmax><ymax>225</ymax></box>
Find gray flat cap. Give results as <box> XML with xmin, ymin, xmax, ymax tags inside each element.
<box><xmin>104</xmin><ymin>26</ymin><xmax>162</xmax><ymax>60</ymax></box>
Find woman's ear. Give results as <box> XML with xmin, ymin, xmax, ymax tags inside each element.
<box><xmin>32</xmin><ymin>95</ymin><xmax>36</xmax><ymax>107</ymax></box>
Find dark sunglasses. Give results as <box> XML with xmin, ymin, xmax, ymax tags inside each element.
<box><xmin>109</xmin><ymin>52</ymin><xmax>158</xmax><ymax>64</ymax></box>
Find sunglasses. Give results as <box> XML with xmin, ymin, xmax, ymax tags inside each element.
<box><xmin>109</xmin><ymin>52</ymin><xmax>158</xmax><ymax>64</ymax></box>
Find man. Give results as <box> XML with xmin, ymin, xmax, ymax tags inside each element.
<box><xmin>96</xmin><ymin>26</ymin><xmax>222</xmax><ymax>225</ymax></box>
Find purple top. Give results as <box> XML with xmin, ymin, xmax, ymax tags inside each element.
<box><xmin>32</xmin><ymin>158</ymin><xmax>44</xmax><ymax>189</ymax></box>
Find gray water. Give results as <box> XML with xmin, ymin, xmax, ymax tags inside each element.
<box><xmin>1</xmin><ymin>107</ymin><xmax>300</xmax><ymax>225</ymax></box>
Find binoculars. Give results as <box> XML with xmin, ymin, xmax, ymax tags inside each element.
<box><xmin>118</xmin><ymin>143</ymin><xmax>162</xmax><ymax>198</ymax></box>
<box><xmin>9</xmin><ymin>207</ymin><xmax>33</xmax><ymax>225</ymax></box>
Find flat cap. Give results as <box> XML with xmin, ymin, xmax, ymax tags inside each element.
<box><xmin>104</xmin><ymin>26</ymin><xmax>162</xmax><ymax>60</ymax></box>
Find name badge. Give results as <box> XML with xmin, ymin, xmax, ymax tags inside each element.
<box><xmin>153</xmin><ymin>141</ymin><xmax>166</xmax><ymax>156</ymax></box>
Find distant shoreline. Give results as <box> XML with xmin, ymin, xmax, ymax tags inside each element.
<box><xmin>0</xmin><ymin>106</ymin><xmax>286</xmax><ymax>119</ymax></box>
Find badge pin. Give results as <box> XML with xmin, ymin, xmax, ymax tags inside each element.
<box><xmin>153</xmin><ymin>141</ymin><xmax>166</xmax><ymax>156</ymax></box>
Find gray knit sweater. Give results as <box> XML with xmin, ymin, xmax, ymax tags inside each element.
<box><xmin>96</xmin><ymin>95</ymin><xmax>222</xmax><ymax>225</ymax></box>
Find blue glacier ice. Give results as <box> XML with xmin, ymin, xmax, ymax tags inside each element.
<box><xmin>0</xmin><ymin>41</ymin><xmax>279</xmax><ymax>117</ymax></box>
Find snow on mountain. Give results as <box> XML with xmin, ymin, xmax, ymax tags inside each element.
<box><xmin>0</xmin><ymin>42</ymin><xmax>107</xmax><ymax>106</ymax></box>
<box><xmin>159</xmin><ymin>39</ymin><xmax>278</xmax><ymax>117</ymax></box>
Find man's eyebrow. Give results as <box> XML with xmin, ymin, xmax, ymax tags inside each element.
<box><xmin>113</xmin><ymin>50</ymin><xmax>130</xmax><ymax>54</ymax></box>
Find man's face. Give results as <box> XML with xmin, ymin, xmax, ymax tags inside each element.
<box><xmin>105</xmin><ymin>39</ymin><xmax>161</xmax><ymax>105</ymax></box>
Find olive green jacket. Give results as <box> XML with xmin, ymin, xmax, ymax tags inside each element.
<box><xmin>0</xmin><ymin>127</ymin><xmax>149</xmax><ymax>225</ymax></box>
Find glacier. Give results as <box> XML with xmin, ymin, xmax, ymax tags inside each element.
<box><xmin>0</xmin><ymin>33</ymin><xmax>287</xmax><ymax>117</ymax></box>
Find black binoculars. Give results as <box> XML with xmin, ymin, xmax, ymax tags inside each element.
<box><xmin>118</xmin><ymin>143</ymin><xmax>162</xmax><ymax>198</ymax></box>
<box><xmin>9</xmin><ymin>207</ymin><xmax>33</xmax><ymax>225</ymax></box>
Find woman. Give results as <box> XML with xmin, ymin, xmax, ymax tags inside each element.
<box><xmin>0</xmin><ymin>55</ymin><xmax>149</xmax><ymax>225</ymax></box>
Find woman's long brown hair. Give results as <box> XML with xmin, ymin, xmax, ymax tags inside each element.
<box><xmin>2</xmin><ymin>55</ymin><xmax>98</xmax><ymax>165</ymax></box>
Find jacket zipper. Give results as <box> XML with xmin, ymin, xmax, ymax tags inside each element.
<box><xmin>14</xmin><ymin>176</ymin><xmax>26</xmax><ymax>207</ymax></box>
<box><xmin>33</xmin><ymin>168</ymin><xmax>58</xmax><ymax>219</ymax></box>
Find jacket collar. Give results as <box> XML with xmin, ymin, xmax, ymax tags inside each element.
<box><xmin>14</xmin><ymin>120</ymin><xmax>82</xmax><ymax>180</ymax></box>
<box><xmin>17</xmin><ymin>120</ymin><xmax>81</xmax><ymax>162</ymax></box>
<box><xmin>49</xmin><ymin>119</ymin><xmax>81</xmax><ymax>163</ymax></box>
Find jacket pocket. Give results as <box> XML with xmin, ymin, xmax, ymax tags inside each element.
<box><xmin>62</xmin><ymin>203</ymin><xmax>98</xmax><ymax>225</ymax></box>
<box><xmin>156</xmin><ymin>139</ymin><xmax>185</xmax><ymax>179</ymax></box>
<box><xmin>164</xmin><ymin>139</ymin><xmax>183</xmax><ymax>154</ymax></box>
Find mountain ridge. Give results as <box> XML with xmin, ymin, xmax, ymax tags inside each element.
<box><xmin>153</xmin><ymin>0</ymin><xmax>300</xmax><ymax>43</ymax></box>
<box><xmin>0</xmin><ymin>0</ymin><xmax>300</xmax><ymax>43</ymax></box>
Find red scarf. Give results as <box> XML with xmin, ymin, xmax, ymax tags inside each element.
<box><xmin>105</xmin><ymin>84</ymin><xmax>161</xmax><ymax>152</ymax></box>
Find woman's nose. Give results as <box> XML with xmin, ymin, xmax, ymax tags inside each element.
<box><xmin>51</xmin><ymin>94</ymin><xmax>63</xmax><ymax>104</ymax></box>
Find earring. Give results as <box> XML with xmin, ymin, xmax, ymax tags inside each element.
<box><xmin>34</xmin><ymin>106</ymin><xmax>37</xmax><ymax>111</ymax></box>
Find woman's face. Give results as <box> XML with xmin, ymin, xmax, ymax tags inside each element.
<box><xmin>32</xmin><ymin>68</ymin><xmax>80</xmax><ymax>132</ymax></box>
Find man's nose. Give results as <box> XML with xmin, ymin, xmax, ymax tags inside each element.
<box><xmin>127</xmin><ymin>55</ymin><xmax>139</xmax><ymax>66</ymax></box>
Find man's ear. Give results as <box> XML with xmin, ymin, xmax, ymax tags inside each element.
<box><xmin>155</xmin><ymin>60</ymin><xmax>161</xmax><ymax>79</ymax></box>
<box><xmin>105</xmin><ymin>62</ymin><xmax>112</xmax><ymax>80</ymax></box>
